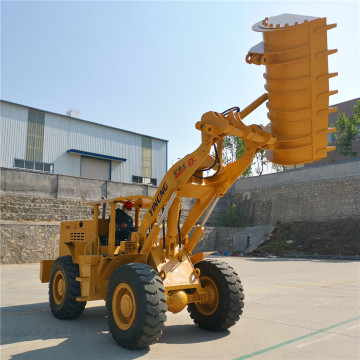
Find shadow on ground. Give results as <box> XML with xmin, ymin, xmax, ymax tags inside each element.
<box><xmin>1</xmin><ymin>302</ymin><xmax>228</xmax><ymax>360</ymax></box>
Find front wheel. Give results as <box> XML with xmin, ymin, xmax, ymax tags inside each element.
<box><xmin>188</xmin><ymin>259</ymin><xmax>244</xmax><ymax>331</ymax></box>
<box><xmin>49</xmin><ymin>256</ymin><xmax>87</xmax><ymax>319</ymax></box>
<box><xmin>106</xmin><ymin>263</ymin><xmax>167</xmax><ymax>349</ymax></box>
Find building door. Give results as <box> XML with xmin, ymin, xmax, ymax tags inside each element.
<box><xmin>80</xmin><ymin>156</ymin><xmax>110</xmax><ymax>180</ymax></box>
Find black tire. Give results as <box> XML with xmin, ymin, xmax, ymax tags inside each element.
<box><xmin>106</xmin><ymin>263</ymin><xmax>167</xmax><ymax>349</ymax></box>
<box><xmin>187</xmin><ymin>259</ymin><xmax>244</xmax><ymax>331</ymax></box>
<box><xmin>49</xmin><ymin>256</ymin><xmax>87</xmax><ymax>319</ymax></box>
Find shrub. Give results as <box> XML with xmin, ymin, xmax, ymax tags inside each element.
<box><xmin>218</xmin><ymin>204</ymin><xmax>244</xmax><ymax>227</ymax></box>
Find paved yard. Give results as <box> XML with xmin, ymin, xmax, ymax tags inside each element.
<box><xmin>1</xmin><ymin>257</ymin><xmax>359</xmax><ymax>360</ymax></box>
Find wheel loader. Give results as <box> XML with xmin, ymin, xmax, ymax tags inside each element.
<box><xmin>40</xmin><ymin>14</ymin><xmax>338</xmax><ymax>349</ymax></box>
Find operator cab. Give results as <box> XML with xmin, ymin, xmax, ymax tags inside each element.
<box><xmin>88</xmin><ymin>195</ymin><xmax>153</xmax><ymax>255</ymax></box>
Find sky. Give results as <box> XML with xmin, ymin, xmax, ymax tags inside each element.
<box><xmin>1</xmin><ymin>0</ymin><xmax>360</xmax><ymax>168</ymax></box>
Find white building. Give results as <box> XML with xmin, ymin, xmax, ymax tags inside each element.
<box><xmin>0</xmin><ymin>100</ymin><xmax>168</xmax><ymax>185</ymax></box>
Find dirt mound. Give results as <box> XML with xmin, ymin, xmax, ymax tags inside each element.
<box><xmin>253</xmin><ymin>218</ymin><xmax>360</xmax><ymax>256</ymax></box>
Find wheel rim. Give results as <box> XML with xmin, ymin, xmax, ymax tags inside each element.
<box><xmin>53</xmin><ymin>270</ymin><xmax>66</xmax><ymax>305</ymax></box>
<box><xmin>195</xmin><ymin>276</ymin><xmax>219</xmax><ymax>316</ymax></box>
<box><xmin>112</xmin><ymin>283</ymin><xmax>136</xmax><ymax>330</ymax></box>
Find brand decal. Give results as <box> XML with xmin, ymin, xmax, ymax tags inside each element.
<box><xmin>149</xmin><ymin>181</ymin><xmax>168</xmax><ymax>216</ymax></box>
<box><xmin>174</xmin><ymin>163</ymin><xmax>186</xmax><ymax>179</ymax></box>
<box><xmin>173</xmin><ymin>157</ymin><xmax>196</xmax><ymax>179</ymax></box>
<box><xmin>187</xmin><ymin>157</ymin><xmax>195</xmax><ymax>167</ymax></box>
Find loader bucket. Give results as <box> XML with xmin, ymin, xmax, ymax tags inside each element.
<box><xmin>247</xmin><ymin>14</ymin><xmax>338</xmax><ymax>165</ymax></box>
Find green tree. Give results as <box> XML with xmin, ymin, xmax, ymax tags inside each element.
<box><xmin>272</xmin><ymin>163</ymin><xmax>287</xmax><ymax>173</ymax></box>
<box><xmin>254</xmin><ymin>149</ymin><xmax>268</xmax><ymax>175</ymax></box>
<box><xmin>250</xmin><ymin>124</ymin><xmax>269</xmax><ymax>175</ymax></box>
<box><xmin>221</xmin><ymin>136</ymin><xmax>252</xmax><ymax>177</ymax></box>
<box><xmin>333</xmin><ymin>100</ymin><xmax>360</xmax><ymax>157</ymax></box>
<box><xmin>218</xmin><ymin>204</ymin><xmax>244</xmax><ymax>227</ymax></box>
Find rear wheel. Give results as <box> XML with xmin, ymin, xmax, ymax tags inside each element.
<box><xmin>49</xmin><ymin>256</ymin><xmax>86</xmax><ymax>319</ymax></box>
<box><xmin>188</xmin><ymin>259</ymin><xmax>244</xmax><ymax>331</ymax></box>
<box><xmin>106</xmin><ymin>263</ymin><xmax>167</xmax><ymax>349</ymax></box>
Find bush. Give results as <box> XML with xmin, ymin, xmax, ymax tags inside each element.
<box><xmin>218</xmin><ymin>204</ymin><xmax>244</xmax><ymax>227</ymax></box>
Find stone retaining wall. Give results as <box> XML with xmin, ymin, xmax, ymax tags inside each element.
<box><xmin>0</xmin><ymin>222</ymin><xmax>273</xmax><ymax>264</ymax></box>
<box><xmin>195</xmin><ymin>225</ymin><xmax>275</xmax><ymax>254</ymax></box>
<box><xmin>0</xmin><ymin>167</ymin><xmax>157</xmax><ymax>200</ymax></box>
<box><xmin>1</xmin><ymin>221</ymin><xmax>60</xmax><ymax>264</ymax></box>
<box><xmin>1</xmin><ymin>163</ymin><xmax>359</xmax><ymax>264</ymax></box>
<box><xmin>1</xmin><ymin>194</ymin><xmax>93</xmax><ymax>222</ymax></box>
<box><xmin>207</xmin><ymin>176</ymin><xmax>360</xmax><ymax>227</ymax></box>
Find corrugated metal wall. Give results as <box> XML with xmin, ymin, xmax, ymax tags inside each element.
<box><xmin>152</xmin><ymin>139</ymin><xmax>167</xmax><ymax>182</ymax></box>
<box><xmin>0</xmin><ymin>103</ymin><xmax>28</xmax><ymax>167</ymax></box>
<box><xmin>1</xmin><ymin>102</ymin><xmax>167</xmax><ymax>184</ymax></box>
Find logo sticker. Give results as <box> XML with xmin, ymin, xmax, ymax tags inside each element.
<box><xmin>187</xmin><ymin>157</ymin><xmax>195</xmax><ymax>167</ymax></box>
<box><xmin>149</xmin><ymin>181</ymin><xmax>168</xmax><ymax>216</ymax></box>
<box><xmin>173</xmin><ymin>157</ymin><xmax>197</xmax><ymax>179</ymax></box>
<box><xmin>174</xmin><ymin>163</ymin><xmax>186</xmax><ymax>179</ymax></box>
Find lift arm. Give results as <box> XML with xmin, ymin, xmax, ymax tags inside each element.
<box><xmin>131</xmin><ymin>93</ymin><xmax>276</xmax><ymax>255</ymax></box>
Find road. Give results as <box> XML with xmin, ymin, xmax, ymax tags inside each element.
<box><xmin>1</xmin><ymin>256</ymin><xmax>359</xmax><ymax>360</ymax></box>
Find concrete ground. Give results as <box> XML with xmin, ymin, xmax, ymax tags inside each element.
<box><xmin>1</xmin><ymin>256</ymin><xmax>359</xmax><ymax>360</ymax></box>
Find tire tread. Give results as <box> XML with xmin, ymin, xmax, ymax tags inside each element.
<box><xmin>187</xmin><ymin>259</ymin><xmax>244</xmax><ymax>331</ymax></box>
<box><xmin>106</xmin><ymin>263</ymin><xmax>167</xmax><ymax>349</ymax></box>
<box><xmin>49</xmin><ymin>256</ymin><xmax>86</xmax><ymax>319</ymax></box>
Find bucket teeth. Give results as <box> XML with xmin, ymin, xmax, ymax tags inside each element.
<box><xmin>316</xmin><ymin>49</ymin><xmax>338</xmax><ymax>58</ymax></box>
<box><xmin>317</xmin><ymin>73</ymin><xmax>338</xmax><ymax>81</ymax></box>
<box><xmin>315</xmin><ymin>23</ymin><xmax>337</xmax><ymax>33</ymax></box>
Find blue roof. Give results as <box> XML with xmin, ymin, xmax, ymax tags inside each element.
<box><xmin>67</xmin><ymin>149</ymin><xmax>126</xmax><ymax>162</ymax></box>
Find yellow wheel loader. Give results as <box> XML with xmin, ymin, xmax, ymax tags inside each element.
<box><xmin>40</xmin><ymin>14</ymin><xmax>337</xmax><ymax>349</ymax></box>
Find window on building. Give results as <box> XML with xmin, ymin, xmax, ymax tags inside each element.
<box><xmin>142</xmin><ymin>137</ymin><xmax>152</xmax><ymax>178</ymax></box>
<box><xmin>132</xmin><ymin>175</ymin><xmax>157</xmax><ymax>186</ymax></box>
<box><xmin>14</xmin><ymin>158</ymin><xmax>54</xmax><ymax>173</ymax></box>
<box><xmin>26</xmin><ymin>110</ymin><xmax>45</xmax><ymax>162</ymax></box>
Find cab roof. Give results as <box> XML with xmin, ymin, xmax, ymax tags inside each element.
<box><xmin>88</xmin><ymin>195</ymin><xmax>153</xmax><ymax>209</ymax></box>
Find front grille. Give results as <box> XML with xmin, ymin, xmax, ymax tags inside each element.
<box><xmin>70</xmin><ymin>232</ymin><xmax>85</xmax><ymax>241</ymax></box>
